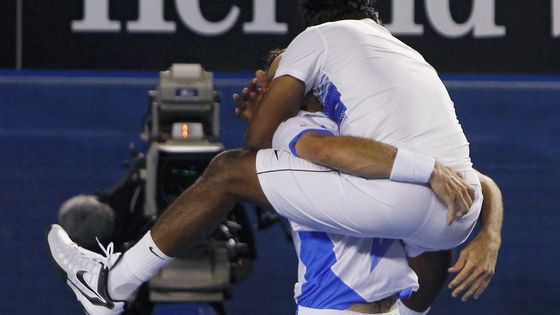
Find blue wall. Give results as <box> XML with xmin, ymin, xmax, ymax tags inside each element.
<box><xmin>0</xmin><ymin>72</ymin><xmax>558</xmax><ymax>314</ymax></box>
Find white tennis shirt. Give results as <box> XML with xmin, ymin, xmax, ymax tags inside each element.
<box><xmin>275</xmin><ymin>19</ymin><xmax>472</xmax><ymax>171</ymax></box>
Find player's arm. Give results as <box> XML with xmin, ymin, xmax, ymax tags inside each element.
<box><xmin>244</xmin><ymin>28</ymin><xmax>326</xmax><ymax>149</ymax></box>
<box><xmin>448</xmin><ymin>171</ymin><xmax>503</xmax><ymax>301</ymax></box>
<box><xmin>296</xmin><ymin>132</ymin><xmax>396</xmax><ymax>178</ymax></box>
<box><xmin>244</xmin><ymin>75</ymin><xmax>305</xmax><ymax>149</ymax></box>
<box><xmin>278</xmin><ymin>124</ymin><xmax>474</xmax><ymax>223</ymax></box>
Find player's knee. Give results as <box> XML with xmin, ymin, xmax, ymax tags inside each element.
<box><xmin>204</xmin><ymin>149</ymin><xmax>256</xmax><ymax>188</ymax></box>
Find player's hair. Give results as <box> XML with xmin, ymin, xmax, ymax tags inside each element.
<box><xmin>265</xmin><ymin>48</ymin><xmax>286</xmax><ymax>71</ymax></box>
<box><xmin>300</xmin><ymin>0</ymin><xmax>379</xmax><ymax>26</ymax></box>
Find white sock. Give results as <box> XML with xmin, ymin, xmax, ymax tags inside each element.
<box><xmin>108</xmin><ymin>231</ymin><xmax>173</xmax><ymax>300</ymax></box>
<box><xmin>397</xmin><ymin>299</ymin><xmax>430</xmax><ymax>315</ymax></box>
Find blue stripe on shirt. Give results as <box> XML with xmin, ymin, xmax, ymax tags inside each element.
<box><xmin>297</xmin><ymin>231</ymin><xmax>366</xmax><ymax>310</ymax></box>
<box><xmin>317</xmin><ymin>76</ymin><xmax>347</xmax><ymax>126</ymax></box>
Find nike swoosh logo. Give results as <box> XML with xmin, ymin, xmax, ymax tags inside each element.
<box><xmin>149</xmin><ymin>246</ymin><xmax>165</xmax><ymax>260</ymax></box>
<box><xmin>274</xmin><ymin>150</ymin><xmax>279</xmax><ymax>160</ymax></box>
<box><xmin>73</xmin><ymin>270</ymin><xmax>114</xmax><ymax>308</ymax></box>
<box><xmin>76</xmin><ymin>271</ymin><xmax>108</xmax><ymax>302</ymax></box>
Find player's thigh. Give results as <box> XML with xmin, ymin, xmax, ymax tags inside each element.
<box><xmin>256</xmin><ymin>149</ymin><xmax>436</xmax><ymax>239</ymax></box>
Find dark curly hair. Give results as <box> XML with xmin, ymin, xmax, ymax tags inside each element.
<box><xmin>300</xmin><ymin>0</ymin><xmax>379</xmax><ymax>27</ymax></box>
<box><xmin>265</xmin><ymin>48</ymin><xmax>286</xmax><ymax>71</ymax></box>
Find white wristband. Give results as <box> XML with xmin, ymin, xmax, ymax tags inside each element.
<box><xmin>390</xmin><ymin>148</ymin><xmax>436</xmax><ymax>184</ymax></box>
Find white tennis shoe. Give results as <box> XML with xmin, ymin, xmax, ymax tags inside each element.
<box><xmin>46</xmin><ymin>224</ymin><xmax>125</xmax><ymax>315</ymax></box>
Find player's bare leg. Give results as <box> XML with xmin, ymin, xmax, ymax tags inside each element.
<box><xmin>151</xmin><ymin>149</ymin><xmax>271</xmax><ymax>255</ymax></box>
<box><xmin>46</xmin><ymin>149</ymin><xmax>271</xmax><ymax>314</ymax></box>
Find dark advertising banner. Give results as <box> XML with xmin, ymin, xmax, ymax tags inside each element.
<box><xmin>379</xmin><ymin>0</ymin><xmax>560</xmax><ymax>73</ymax></box>
<box><xmin>21</xmin><ymin>0</ymin><xmax>302</xmax><ymax>71</ymax></box>
<box><xmin>12</xmin><ymin>0</ymin><xmax>560</xmax><ymax>73</ymax></box>
<box><xmin>0</xmin><ymin>1</ymin><xmax>16</xmax><ymax>69</ymax></box>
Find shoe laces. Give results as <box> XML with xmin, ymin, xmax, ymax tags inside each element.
<box><xmin>64</xmin><ymin>239</ymin><xmax>115</xmax><ymax>274</ymax></box>
<box><xmin>95</xmin><ymin>237</ymin><xmax>118</xmax><ymax>268</ymax></box>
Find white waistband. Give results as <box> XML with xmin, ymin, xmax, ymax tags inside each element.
<box><xmin>297</xmin><ymin>306</ymin><xmax>399</xmax><ymax>315</ymax></box>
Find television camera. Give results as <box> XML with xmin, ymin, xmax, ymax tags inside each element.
<box><xmin>142</xmin><ymin>64</ymin><xmax>254</xmax><ymax>306</ymax></box>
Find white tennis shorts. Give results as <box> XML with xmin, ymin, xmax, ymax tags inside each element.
<box><xmin>256</xmin><ymin>149</ymin><xmax>482</xmax><ymax>257</ymax></box>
